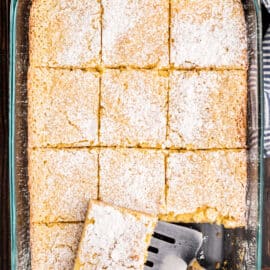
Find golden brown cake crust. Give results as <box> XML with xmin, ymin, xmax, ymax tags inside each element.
<box><xmin>74</xmin><ymin>200</ymin><xmax>157</xmax><ymax>270</ymax></box>
<box><xmin>28</xmin><ymin>67</ymin><xmax>99</xmax><ymax>147</ymax></box>
<box><xmin>28</xmin><ymin>148</ymin><xmax>98</xmax><ymax>223</ymax></box>
<box><xmin>164</xmin><ymin>150</ymin><xmax>247</xmax><ymax>228</ymax></box>
<box><xmin>30</xmin><ymin>223</ymin><xmax>83</xmax><ymax>270</ymax></box>
<box><xmin>29</xmin><ymin>0</ymin><xmax>101</xmax><ymax>68</ymax></box>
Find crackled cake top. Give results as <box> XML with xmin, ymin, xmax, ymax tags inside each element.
<box><xmin>99</xmin><ymin>148</ymin><xmax>166</xmax><ymax>215</ymax></box>
<box><xmin>100</xmin><ymin>69</ymin><xmax>168</xmax><ymax>147</ymax></box>
<box><xmin>28</xmin><ymin>67</ymin><xmax>99</xmax><ymax>147</ymax></box>
<box><xmin>29</xmin><ymin>0</ymin><xmax>101</xmax><ymax>67</ymax></box>
<box><xmin>31</xmin><ymin>223</ymin><xmax>83</xmax><ymax>269</ymax></box>
<box><xmin>171</xmin><ymin>0</ymin><xmax>247</xmax><ymax>68</ymax></box>
<box><xmin>29</xmin><ymin>148</ymin><xmax>98</xmax><ymax>223</ymax></box>
<box><xmin>167</xmin><ymin>70</ymin><xmax>247</xmax><ymax>149</ymax></box>
<box><xmin>166</xmin><ymin>150</ymin><xmax>247</xmax><ymax>227</ymax></box>
<box><xmin>102</xmin><ymin>0</ymin><xmax>169</xmax><ymax>68</ymax></box>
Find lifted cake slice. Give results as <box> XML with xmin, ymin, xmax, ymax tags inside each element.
<box><xmin>74</xmin><ymin>200</ymin><xmax>157</xmax><ymax>270</ymax></box>
<box><xmin>164</xmin><ymin>150</ymin><xmax>247</xmax><ymax>228</ymax></box>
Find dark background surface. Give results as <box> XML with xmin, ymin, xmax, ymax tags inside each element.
<box><xmin>1</xmin><ymin>0</ymin><xmax>10</xmax><ymax>269</ymax></box>
<box><xmin>0</xmin><ymin>1</ymin><xmax>270</xmax><ymax>269</ymax></box>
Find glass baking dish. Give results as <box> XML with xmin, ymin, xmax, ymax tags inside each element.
<box><xmin>9</xmin><ymin>0</ymin><xmax>264</xmax><ymax>269</ymax></box>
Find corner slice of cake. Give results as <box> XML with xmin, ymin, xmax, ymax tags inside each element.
<box><xmin>99</xmin><ymin>148</ymin><xmax>166</xmax><ymax>215</ymax></box>
<box><xmin>100</xmin><ymin>70</ymin><xmax>168</xmax><ymax>147</ymax></box>
<box><xmin>102</xmin><ymin>0</ymin><xmax>169</xmax><ymax>68</ymax></box>
<box><xmin>163</xmin><ymin>150</ymin><xmax>247</xmax><ymax>228</ymax></box>
<box><xmin>28</xmin><ymin>148</ymin><xmax>98</xmax><ymax>223</ymax></box>
<box><xmin>28</xmin><ymin>67</ymin><xmax>99</xmax><ymax>147</ymax></box>
<box><xmin>31</xmin><ymin>223</ymin><xmax>83</xmax><ymax>270</ymax></box>
<box><xmin>29</xmin><ymin>0</ymin><xmax>101</xmax><ymax>68</ymax></box>
<box><xmin>167</xmin><ymin>70</ymin><xmax>247</xmax><ymax>149</ymax></box>
<box><xmin>171</xmin><ymin>0</ymin><xmax>247</xmax><ymax>69</ymax></box>
<box><xmin>74</xmin><ymin>200</ymin><xmax>157</xmax><ymax>270</ymax></box>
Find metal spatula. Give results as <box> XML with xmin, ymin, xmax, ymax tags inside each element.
<box><xmin>145</xmin><ymin>221</ymin><xmax>203</xmax><ymax>270</ymax></box>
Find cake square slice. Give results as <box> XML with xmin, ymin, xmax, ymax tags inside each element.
<box><xmin>102</xmin><ymin>0</ymin><xmax>169</xmax><ymax>68</ymax></box>
<box><xmin>171</xmin><ymin>0</ymin><xmax>247</xmax><ymax>69</ymax></box>
<box><xmin>29</xmin><ymin>0</ymin><xmax>101</xmax><ymax>68</ymax></box>
<box><xmin>28</xmin><ymin>67</ymin><xmax>99</xmax><ymax>147</ymax></box>
<box><xmin>31</xmin><ymin>223</ymin><xmax>83</xmax><ymax>270</ymax></box>
<box><xmin>100</xmin><ymin>70</ymin><xmax>168</xmax><ymax>147</ymax></box>
<box><xmin>167</xmin><ymin>70</ymin><xmax>247</xmax><ymax>149</ymax></box>
<box><xmin>99</xmin><ymin>148</ymin><xmax>166</xmax><ymax>215</ymax></box>
<box><xmin>74</xmin><ymin>200</ymin><xmax>157</xmax><ymax>270</ymax></box>
<box><xmin>29</xmin><ymin>148</ymin><xmax>98</xmax><ymax>222</ymax></box>
<box><xmin>164</xmin><ymin>150</ymin><xmax>247</xmax><ymax>228</ymax></box>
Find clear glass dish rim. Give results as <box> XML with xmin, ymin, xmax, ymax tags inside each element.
<box><xmin>8</xmin><ymin>0</ymin><xmax>264</xmax><ymax>269</ymax></box>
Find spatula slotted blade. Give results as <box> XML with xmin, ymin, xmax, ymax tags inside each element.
<box><xmin>145</xmin><ymin>221</ymin><xmax>203</xmax><ymax>270</ymax></box>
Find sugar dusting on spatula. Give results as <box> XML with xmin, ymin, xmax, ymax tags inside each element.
<box><xmin>160</xmin><ymin>254</ymin><xmax>187</xmax><ymax>270</ymax></box>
